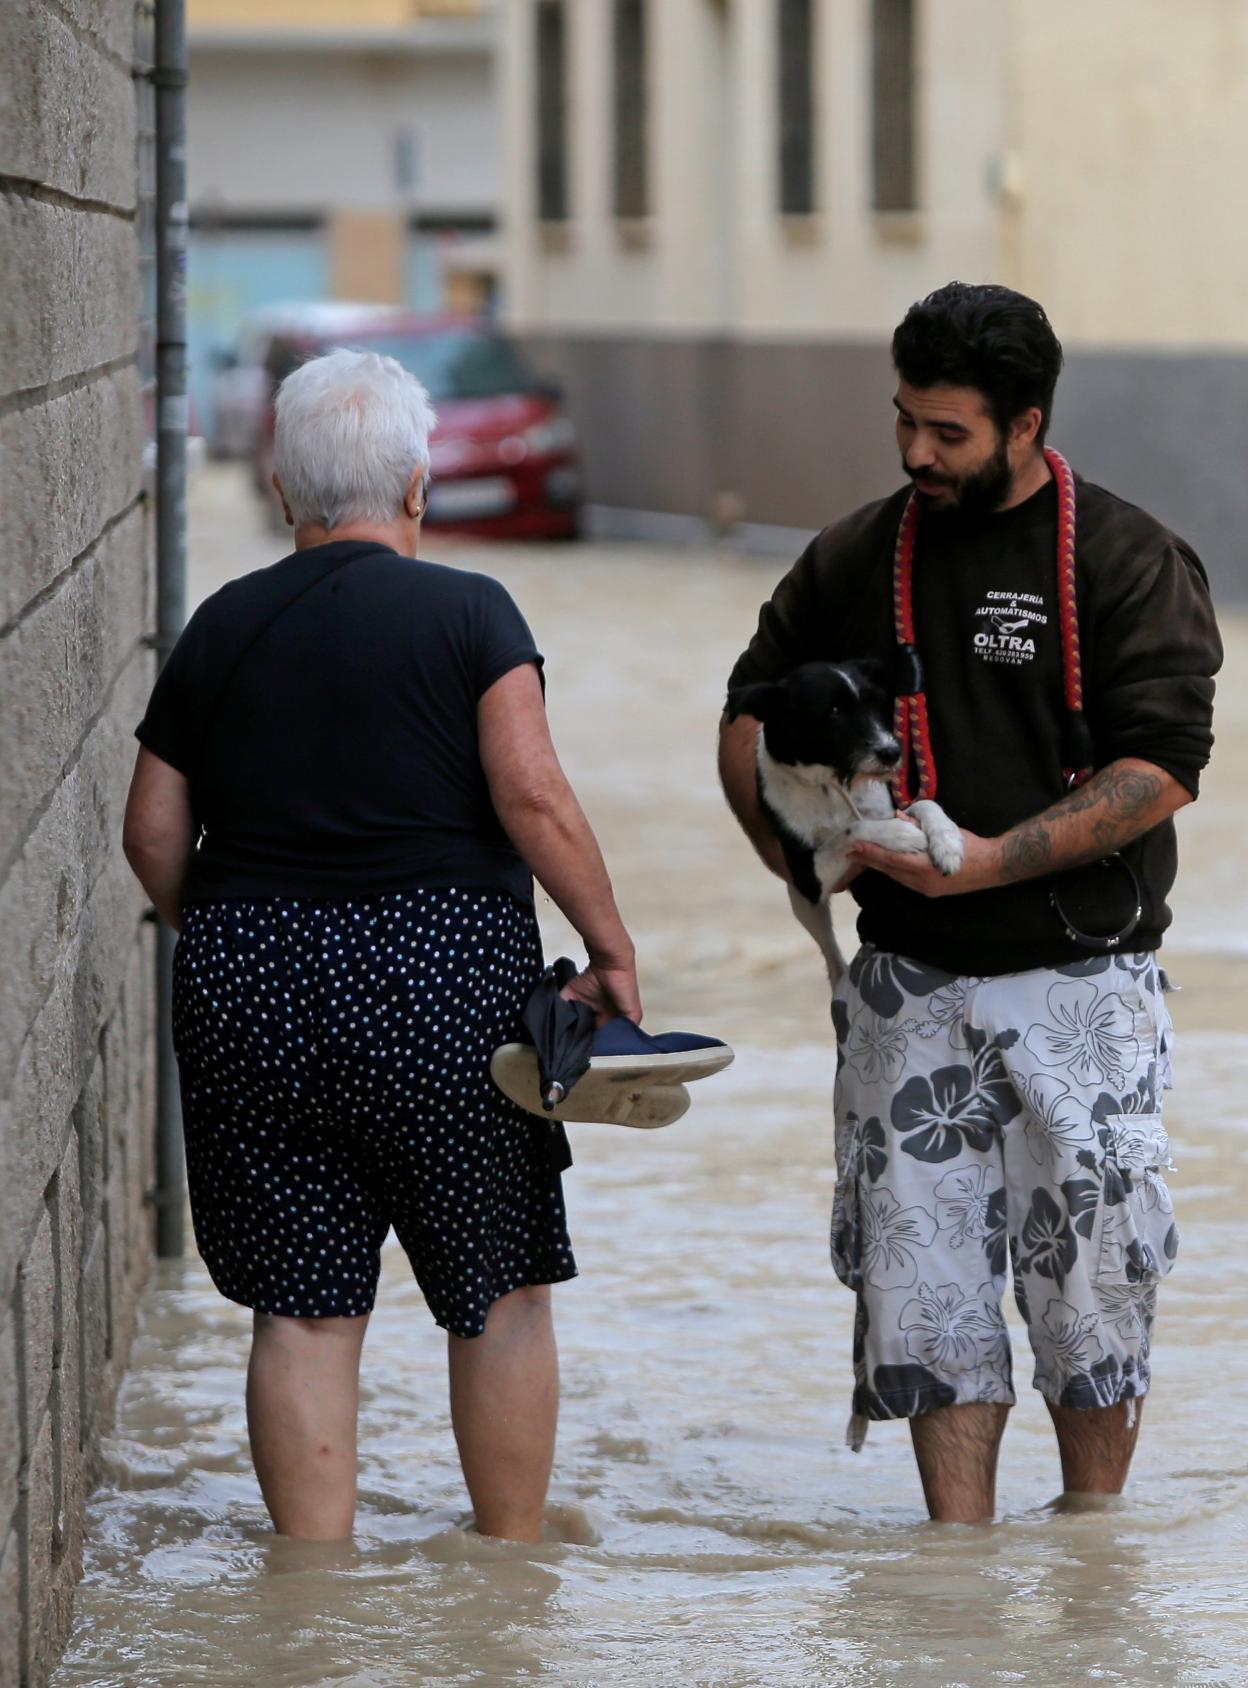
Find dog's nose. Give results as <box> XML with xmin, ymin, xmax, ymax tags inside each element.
<box><xmin>876</xmin><ymin>741</ymin><xmax>901</xmax><ymax>768</ymax></box>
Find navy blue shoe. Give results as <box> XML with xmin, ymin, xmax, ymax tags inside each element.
<box><xmin>590</xmin><ymin>1019</ymin><xmax>732</xmax><ymax>1066</ymax></box>
<box><xmin>491</xmin><ymin>1022</ymin><xmax>733</xmax><ymax>1128</ymax></box>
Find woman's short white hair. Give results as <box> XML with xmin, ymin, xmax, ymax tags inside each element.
<box><xmin>273</xmin><ymin>347</ymin><xmax>438</xmax><ymax>530</ymax></box>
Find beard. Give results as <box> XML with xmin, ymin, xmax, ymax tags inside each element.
<box><xmin>905</xmin><ymin>434</ymin><xmax>1013</xmax><ymax>516</ymax></box>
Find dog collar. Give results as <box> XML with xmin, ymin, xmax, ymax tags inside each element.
<box><xmin>890</xmin><ymin>447</ymin><xmax>1094</xmax><ymax>806</ymax></box>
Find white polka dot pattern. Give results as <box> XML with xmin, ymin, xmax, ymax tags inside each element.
<box><xmin>171</xmin><ymin>889</ymin><xmax>577</xmax><ymax>1337</ymax></box>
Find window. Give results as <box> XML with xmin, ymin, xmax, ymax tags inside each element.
<box><xmin>777</xmin><ymin>0</ymin><xmax>815</xmax><ymax>215</ymax></box>
<box><xmin>872</xmin><ymin>0</ymin><xmax>917</xmax><ymax>212</ymax></box>
<box><xmin>535</xmin><ymin>0</ymin><xmax>568</xmax><ymax>222</ymax></box>
<box><xmin>613</xmin><ymin>0</ymin><xmax>648</xmax><ymax>219</ymax></box>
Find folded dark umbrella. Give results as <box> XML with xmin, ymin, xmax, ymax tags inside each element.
<box><xmin>520</xmin><ymin>956</ymin><xmax>596</xmax><ymax>1112</ymax></box>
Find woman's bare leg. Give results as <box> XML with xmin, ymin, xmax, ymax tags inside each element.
<box><xmin>246</xmin><ymin>1312</ymin><xmax>369</xmax><ymax>1539</ymax></box>
<box><xmin>447</xmin><ymin>1285</ymin><xmax>558</xmax><ymax>1543</ymax></box>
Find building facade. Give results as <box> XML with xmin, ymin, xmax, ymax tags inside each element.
<box><xmin>186</xmin><ymin>0</ymin><xmax>500</xmax><ymax>437</ymax></box>
<box><xmin>0</xmin><ymin>3</ymin><xmax>160</xmax><ymax>1684</ymax></box>
<box><xmin>501</xmin><ymin>0</ymin><xmax>1248</xmax><ymax>598</ymax></box>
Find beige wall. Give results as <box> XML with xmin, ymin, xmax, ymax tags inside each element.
<box><xmin>1009</xmin><ymin>0</ymin><xmax>1248</xmax><ymax>348</ymax></box>
<box><xmin>732</xmin><ymin>0</ymin><xmax>1005</xmax><ymax>337</ymax></box>
<box><xmin>189</xmin><ymin>48</ymin><xmax>499</xmax><ymax>216</ymax></box>
<box><xmin>503</xmin><ymin>0</ymin><xmax>1248</xmax><ymax>350</ymax></box>
<box><xmin>503</xmin><ymin>0</ymin><xmax>1006</xmax><ymax>336</ymax></box>
<box><xmin>0</xmin><ymin>1</ymin><xmax>158</xmax><ymax>1684</ymax></box>
<box><xmin>504</xmin><ymin>0</ymin><xmax>740</xmax><ymax>329</ymax></box>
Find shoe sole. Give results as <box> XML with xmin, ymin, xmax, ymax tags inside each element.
<box><xmin>490</xmin><ymin>1047</ymin><xmax>703</xmax><ymax>1128</ymax></box>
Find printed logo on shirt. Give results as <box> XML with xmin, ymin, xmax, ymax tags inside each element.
<box><xmin>972</xmin><ymin>589</ymin><xmax>1048</xmax><ymax>667</ymax></box>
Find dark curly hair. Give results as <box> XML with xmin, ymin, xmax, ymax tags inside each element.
<box><xmin>891</xmin><ymin>282</ymin><xmax>1064</xmax><ymax>443</ymax></box>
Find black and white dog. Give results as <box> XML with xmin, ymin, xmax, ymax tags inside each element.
<box><xmin>726</xmin><ymin>660</ymin><xmax>964</xmax><ymax>989</ymax></box>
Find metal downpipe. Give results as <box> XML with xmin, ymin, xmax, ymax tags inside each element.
<box><xmin>153</xmin><ymin>0</ymin><xmax>188</xmax><ymax>1257</ymax></box>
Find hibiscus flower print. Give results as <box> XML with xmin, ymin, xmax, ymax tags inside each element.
<box><xmin>965</xmin><ymin>1025</ymin><xmax>1022</xmax><ymax>1126</ymax></box>
<box><xmin>891</xmin><ymin>1063</ymin><xmax>997</xmax><ymax>1162</ymax></box>
<box><xmin>1038</xmin><ymin>1296</ymin><xmax>1107</xmax><ymax>1383</ymax></box>
<box><xmin>921</xmin><ymin>976</ymin><xmax>979</xmax><ymax>1050</ymax></box>
<box><xmin>1060</xmin><ymin>1356</ymin><xmax>1137</xmax><ymax>1410</ymax></box>
<box><xmin>850</xmin><ymin>948</ymin><xmax>952</xmax><ymax>1019</ymax></box>
<box><xmin>933</xmin><ymin>1164</ymin><xmax>996</xmax><ymax>1248</ymax></box>
<box><xmin>852</xmin><ymin>1114</ymin><xmax>889</xmax><ymax>1184</ymax></box>
<box><xmin>900</xmin><ymin>1280</ymin><xmax>1008</xmax><ymax>1374</ymax></box>
<box><xmin>860</xmin><ymin>1186</ymin><xmax>938</xmax><ymax>1291</ymax></box>
<box><xmin>846</xmin><ymin>1011</ymin><xmax>909</xmax><ymax>1085</ymax></box>
<box><xmin>1096</xmin><ymin>1279</ymin><xmax>1157</xmax><ymax>1342</ymax></box>
<box><xmin>1019</xmin><ymin>1188</ymin><xmax>1077</xmax><ymax>1287</ymax></box>
<box><xmin>1021</xmin><ymin>1072</ymin><xmax>1096</xmax><ymax>1168</ymax></box>
<box><xmin>1023</xmin><ymin>978</ymin><xmax>1139</xmax><ymax>1089</ymax></box>
<box><xmin>1091</xmin><ymin>1063</ymin><xmax>1158</xmax><ymax>1124</ymax></box>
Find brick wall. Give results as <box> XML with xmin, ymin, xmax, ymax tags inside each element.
<box><xmin>0</xmin><ymin>4</ymin><xmax>157</xmax><ymax>1684</ymax></box>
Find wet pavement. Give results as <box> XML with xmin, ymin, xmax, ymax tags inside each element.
<box><xmin>53</xmin><ymin>466</ymin><xmax>1248</xmax><ymax>1687</ymax></box>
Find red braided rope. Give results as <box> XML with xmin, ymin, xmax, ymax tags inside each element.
<box><xmin>1048</xmin><ymin>453</ymin><xmax>1081</xmax><ymax>683</ymax></box>
<box><xmin>891</xmin><ymin>493</ymin><xmax>926</xmax><ymax>806</ymax></box>
<box><xmin>892</xmin><ymin>446</ymin><xmax>1089</xmax><ymax>807</ymax></box>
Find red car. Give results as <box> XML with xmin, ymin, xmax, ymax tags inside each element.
<box><xmin>255</xmin><ymin>316</ymin><xmax>580</xmax><ymax>540</ymax></box>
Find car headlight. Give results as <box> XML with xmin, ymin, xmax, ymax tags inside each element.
<box><xmin>522</xmin><ymin>416</ymin><xmax>577</xmax><ymax>456</ymax></box>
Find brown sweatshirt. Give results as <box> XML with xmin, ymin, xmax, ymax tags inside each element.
<box><xmin>727</xmin><ymin>474</ymin><xmax>1222</xmax><ymax>976</ymax></box>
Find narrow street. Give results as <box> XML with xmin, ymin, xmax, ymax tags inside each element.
<box><xmin>53</xmin><ymin>465</ymin><xmax>1248</xmax><ymax>1687</ymax></box>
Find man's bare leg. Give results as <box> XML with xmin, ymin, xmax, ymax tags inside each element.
<box><xmin>247</xmin><ymin>1311</ymin><xmax>369</xmax><ymax>1539</ymax></box>
<box><xmin>1046</xmin><ymin>1398</ymin><xmax>1143</xmax><ymax>1498</ymax></box>
<box><xmin>909</xmin><ymin>1401</ymin><xmax>1010</xmax><ymax>1522</ymax></box>
<box><xmin>448</xmin><ymin>1284</ymin><xmax>558</xmax><ymax>1544</ymax></box>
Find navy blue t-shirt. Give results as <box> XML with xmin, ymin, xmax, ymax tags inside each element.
<box><xmin>136</xmin><ymin>540</ymin><xmax>542</xmax><ymax>906</ymax></box>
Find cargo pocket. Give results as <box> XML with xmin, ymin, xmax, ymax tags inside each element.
<box><xmin>1096</xmin><ymin>1114</ymin><xmax>1179</xmax><ymax>1285</ymax></box>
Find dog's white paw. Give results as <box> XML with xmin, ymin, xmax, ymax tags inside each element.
<box><xmin>908</xmin><ymin>800</ymin><xmax>965</xmax><ymax>877</ymax></box>
<box><xmin>927</xmin><ymin>827</ymin><xmax>965</xmax><ymax>877</ymax></box>
<box><xmin>853</xmin><ymin>816</ymin><xmax>928</xmax><ymax>855</ymax></box>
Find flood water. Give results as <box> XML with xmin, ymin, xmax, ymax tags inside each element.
<box><xmin>54</xmin><ymin>470</ymin><xmax>1248</xmax><ymax>1687</ymax></box>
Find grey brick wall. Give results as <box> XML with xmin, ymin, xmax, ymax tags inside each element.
<box><xmin>1</xmin><ymin>4</ymin><xmax>157</xmax><ymax>1684</ymax></box>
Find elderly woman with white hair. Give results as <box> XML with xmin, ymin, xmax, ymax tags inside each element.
<box><xmin>123</xmin><ymin>348</ymin><xmax>640</xmax><ymax>1544</ymax></box>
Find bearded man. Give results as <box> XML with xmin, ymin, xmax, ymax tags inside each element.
<box><xmin>718</xmin><ymin>282</ymin><xmax>1222</xmax><ymax>1521</ymax></box>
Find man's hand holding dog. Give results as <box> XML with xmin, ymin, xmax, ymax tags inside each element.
<box><xmin>849</xmin><ymin>827</ymin><xmax>998</xmax><ymax>896</ymax></box>
<box><xmin>850</xmin><ymin>758</ymin><xmax>1191</xmax><ymax>897</ymax></box>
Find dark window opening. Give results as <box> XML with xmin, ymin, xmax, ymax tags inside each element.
<box><xmin>872</xmin><ymin>0</ymin><xmax>917</xmax><ymax>212</ymax></box>
<box><xmin>613</xmin><ymin>0</ymin><xmax>648</xmax><ymax>219</ymax></box>
<box><xmin>777</xmin><ymin>0</ymin><xmax>815</xmax><ymax>215</ymax></box>
<box><xmin>536</xmin><ymin>0</ymin><xmax>569</xmax><ymax>222</ymax></box>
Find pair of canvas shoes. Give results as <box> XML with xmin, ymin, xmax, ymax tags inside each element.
<box><xmin>490</xmin><ymin>1018</ymin><xmax>734</xmax><ymax>1130</ymax></box>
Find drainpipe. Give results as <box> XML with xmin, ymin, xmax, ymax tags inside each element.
<box><xmin>152</xmin><ymin>0</ymin><xmax>189</xmax><ymax>1257</ymax></box>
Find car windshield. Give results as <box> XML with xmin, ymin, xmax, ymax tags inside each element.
<box><xmin>337</xmin><ymin>329</ymin><xmax>541</xmax><ymax>401</ymax></box>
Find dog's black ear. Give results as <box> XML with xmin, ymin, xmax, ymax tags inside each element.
<box><xmin>725</xmin><ymin>681</ymin><xmax>781</xmax><ymax>723</ymax></box>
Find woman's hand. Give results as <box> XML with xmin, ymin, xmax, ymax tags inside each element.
<box><xmin>560</xmin><ymin>956</ymin><xmax>642</xmax><ymax>1026</ymax></box>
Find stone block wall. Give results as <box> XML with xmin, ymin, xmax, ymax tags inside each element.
<box><xmin>1</xmin><ymin>3</ymin><xmax>156</xmax><ymax>1684</ymax></box>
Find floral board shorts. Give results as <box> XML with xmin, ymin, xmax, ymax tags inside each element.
<box><xmin>830</xmin><ymin>945</ymin><xmax>1178</xmax><ymax>1446</ymax></box>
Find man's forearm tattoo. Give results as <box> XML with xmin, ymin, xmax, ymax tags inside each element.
<box><xmin>999</xmin><ymin>763</ymin><xmax>1164</xmax><ymax>884</ymax></box>
<box><xmin>1000</xmin><ymin>824</ymin><xmax>1055</xmax><ymax>880</ymax></box>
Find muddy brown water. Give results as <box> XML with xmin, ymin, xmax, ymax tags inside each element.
<box><xmin>53</xmin><ymin>470</ymin><xmax>1248</xmax><ymax>1686</ymax></box>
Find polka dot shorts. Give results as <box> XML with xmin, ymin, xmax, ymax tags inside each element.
<box><xmin>171</xmin><ymin>889</ymin><xmax>577</xmax><ymax>1337</ymax></box>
